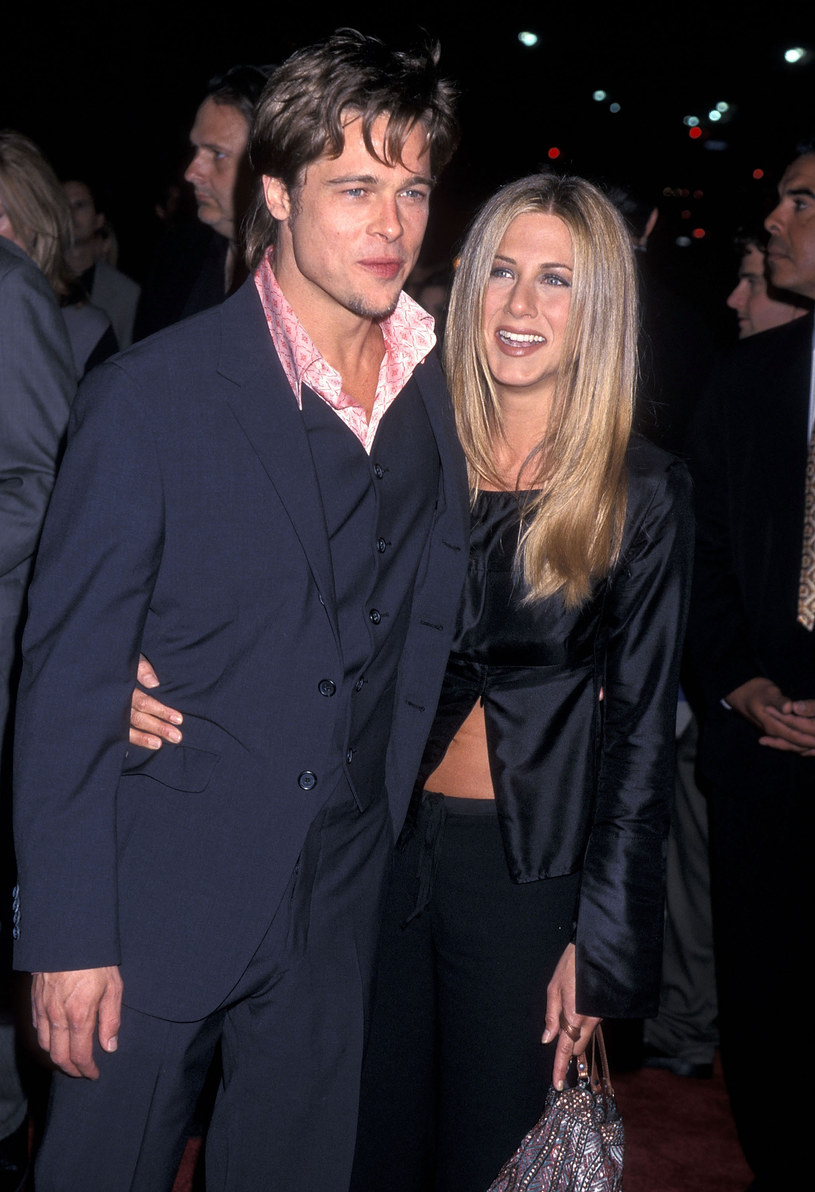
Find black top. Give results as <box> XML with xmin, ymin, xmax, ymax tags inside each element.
<box><xmin>415</xmin><ymin>438</ymin><xmax>694</xmax><ymax>1017</ymax></box>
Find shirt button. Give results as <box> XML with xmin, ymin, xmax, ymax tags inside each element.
<box><xmin>374</xmin><ymin>464</ymin><xmax>384</xmax><ymax>479</ymax></box>
<box><xmin>318</xmin><ymin>679</ymin><xmax>336</xmax><ymax>697</ymax></box>
<box><xmin>298</xmin><ymin>771</ymin><xmax>317</xmax><ymax>791</ymax></box>
<box><xmin>369</xmin><ymin>608</ymin><xmax>382</xmax><ymax>624</ymax></box>
<box><xmin>376</xmin><ymin>537</ymin><xmax>387</xmax><ymax>553</ymax></box>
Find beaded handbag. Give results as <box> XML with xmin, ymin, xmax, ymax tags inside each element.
<box><xmin>486</xmin><ymin>1027</ymin><xmax>624</xmax><ymax>1192</ymax></box>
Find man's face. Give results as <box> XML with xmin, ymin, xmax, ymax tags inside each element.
<box><xmin>184</xmin><ymin>98</ymin><xmax>249</xmax><ymax>241</ymax></box>
<box><xmin>263</xmin><ymin>114</ymin><xmax>432</xmax><ymax>330</ymax></box>
<box><xmin>726</xmin><ymin>244</ymin><xmax>805</xmax><ymax>337</ymax></box>
<box><xmin>63</xmin><ymin>180</ymin><xmax>103</xmax><ymax>246</ymax></box>
<box><xmin>765</xmin><ymin>154</ymin><xmax>815</xmax><ymax>300</ymax></box>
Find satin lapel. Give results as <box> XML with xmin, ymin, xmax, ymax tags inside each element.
<box><xmin>215</xmin><ymin>281</ymin><xmax>338</xmax><ymax>619</ymax></box>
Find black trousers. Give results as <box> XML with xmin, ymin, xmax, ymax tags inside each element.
<box><xmin>708</xmin><ymin>779</ymin><xmax>807</xmax><ymax>1190</ymax></box>
<box><xmin>351</xmin><ymin>794</ymin><xmax>580</xmax><ymax>1192</ymax></box>
<box><xmin>34</xmin><ymin>786</ymin><xmax>392</xmax><ymax>1192</ymax></box>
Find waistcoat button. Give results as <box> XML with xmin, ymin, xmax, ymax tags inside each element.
<box><xmin>318</xmin><ymin>679</ymin><xmax>336</xmax><ymax>697</ymax></box>
<box><xmin>298</xmin><ymin>771</ymin><xmax>317</xmax><ymax>790</ymax></box>
<box><xmin>377</xmin><ymin>537</ymin><xmax>387</xmax><ymax>553</ymax></box>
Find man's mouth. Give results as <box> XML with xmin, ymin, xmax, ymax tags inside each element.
<box><xmin>359</xmin><ymin>259</ymin><xmax>403</xmax><ymax>280</ymax></box>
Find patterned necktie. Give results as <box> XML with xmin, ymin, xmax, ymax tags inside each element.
<box><xmin>797</xmin><ymin>424</ymin><xmax>815</xmax><ymax>630</ymax></box>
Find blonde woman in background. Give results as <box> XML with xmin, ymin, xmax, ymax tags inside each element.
<box><xmin>0</xmin><ymin>131</ymin><xmax>116</xmax><ymax>376</ymax></box>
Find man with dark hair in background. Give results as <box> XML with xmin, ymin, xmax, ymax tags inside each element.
<box><xmin>726</xmin><ymin>225</ymin><xmax>809</xmax><ymax>338</ymax></box>
<box><xmin>134</xmin><ymin>64</ymin><xmax>272</xmax><ymax>339</ymax></box>
<box><xmin>687</xmin><ymin>137</ymin><xmax>815</xmax><ymax>1190</ymax></box>
<box><xmin>12</xmin><ymin>30</ymin><xmax>466</xmax><ymax>1192</ymax></box>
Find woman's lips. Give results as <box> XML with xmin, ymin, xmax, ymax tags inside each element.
<box><xmin>495</xmin><ymin>328</ymin><xmax>547</xmax><ymax>354</ymax></box>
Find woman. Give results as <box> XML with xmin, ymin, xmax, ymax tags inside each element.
<box><xmin>132</xmin><ymin>174</ymin><xmax>692</xmax><ymax>1191</ymax></box>
<box><xmin>0</xmin><ymin>131</ymin><xmax>117</xmax><ymax>377</ymax></box>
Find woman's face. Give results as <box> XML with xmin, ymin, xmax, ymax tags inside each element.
<box><xmin>482</xmin><ymin>211</ymin><xmax>573</xmax><ymax>409</ymax></box>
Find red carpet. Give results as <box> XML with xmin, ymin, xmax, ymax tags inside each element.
<box><xmin>611</xmin><ymin>1055</ymin><xmax>751</xmax><ymax>1192</ymax></box>
<box><xmin>170</xmin><ymin>1054</ymin><xmax>752</xmax><ymax>1191</ymax></box>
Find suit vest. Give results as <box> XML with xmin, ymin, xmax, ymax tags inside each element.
<box><xmin>300</xmin><ymin>377</ymin><xmax>440</xmax><ymax>809</ymax></box>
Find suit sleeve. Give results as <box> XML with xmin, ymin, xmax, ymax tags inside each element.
<box><xmin>684</xmin><ymin>376</ymin><xmax>764</xmax><ymax>709</ymax></box>
<box><xmin>575</xmin><ymin>456</ymin><xmax>694</xmax><ymax>1018</ymax></box>
<box><xmin>0</xmin><ymin>252</ymin><xmax>75</xmax><ymax>583</ymax></box>
<box><xmin>12</xmin><ymin>362</ymin><xmax>164</xmax><ymax>973</ymax></box>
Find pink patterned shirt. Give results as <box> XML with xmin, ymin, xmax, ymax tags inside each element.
<box><xmin>254</xmin><ymin>250</ymin><xmax>436</xmax><ymax>452</ymax></box>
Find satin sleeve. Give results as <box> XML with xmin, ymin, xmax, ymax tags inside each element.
<box><xmin>575</xmin><ymin>454</ymin><xmax>694</xmax><ymax>1017</ymax></box>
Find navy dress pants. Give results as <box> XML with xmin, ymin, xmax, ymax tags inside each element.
<box><xmin>34</xmin><ymin>787</ymin><xmax>392</xmax><ymax>1192</ymax></box>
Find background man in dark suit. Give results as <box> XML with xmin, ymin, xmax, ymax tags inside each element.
<box><xmin>0</xmin><ymin>237</ymin><xmax>75</xmax><ymax>1192</ymax></box>
<box><xmin>12</xmin><ymin>32</ymin><xmax>468</xmax><ymax>1192</ymax></box>
<box><xmin>134</xmin><ymin>64</ymin><xmax>272</xmax><ymax>339</ymax></box>
<box><xmin>686</xmin><ymin>138</ymin><xmax>815</xmax><ymax>1191</ymax></box>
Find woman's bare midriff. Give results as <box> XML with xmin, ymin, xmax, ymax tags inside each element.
<box><xmin>424</xmin><ymin>700</ymin><xmax>495</xmax><ymax>800</ymax></box>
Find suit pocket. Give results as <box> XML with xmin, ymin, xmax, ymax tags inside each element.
<box><xmin>120</xmin><ymin>742</ymin><xmax>219</xmax><ymax>793</ymax></box>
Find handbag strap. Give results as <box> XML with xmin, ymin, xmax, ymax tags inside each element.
<box><xmin>576</xmin><ymin>1024</ymin><xmax>615</xmax><ymax>1098</ymax></box>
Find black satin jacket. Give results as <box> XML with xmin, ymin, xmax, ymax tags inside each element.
<box><xmin>415</xmin><ymin>436</ymin><xmax>694</xmax><ymax>1017</ymax></box>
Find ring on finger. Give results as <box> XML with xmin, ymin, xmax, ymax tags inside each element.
<box><xmin>559</xmin><ymin>1011</ymin><xmax>581</xmax><ymax>1042</ymax></box>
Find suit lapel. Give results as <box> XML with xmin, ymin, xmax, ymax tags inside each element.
<box><xmin>215</xmin><ymin>281</ymin><xmax>338</xmax><ymax>620</ymax></box>
<box><xmin>411</xmin><ymin>351</ymin><xmax>470</xmax><ymax>540</ymax></box>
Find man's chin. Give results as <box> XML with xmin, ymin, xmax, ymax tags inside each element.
<box><xmin>346</xmin><ymin>291</ymin><xmax>400</xmax><ymax>322</ymax></box>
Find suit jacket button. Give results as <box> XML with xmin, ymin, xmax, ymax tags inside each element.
<box><xmin>374</xmin><ymin>464</ymin><xmax>384</xmax><ymax>479</ymax></box>
<box><xmin>298</xmin><ymin>771</ymin><xmax>317</xmax><ymax>790</ymax></box>
<box><xmin>354</xmin><ymin>677</ymin><xmax>365</xmax><ymax>692</ymax></box>
<box><xmin>376</xmin><ymin>537</ymin><xmax>387</xmax><ymax>553</ymax></box>
<box><xmin>369</xmin><ymin>608</ymin><xmax>381</xmax><ymax>624</ymax></box>
<box><xmin>346</xmin><ymin>749</ymin><xmax>354</xmax><ymax>764</ymax></box>
<box><xmin>318</xmin><ymin>679</ymin><xmax>336</xmax><ymax>697</ymax></box>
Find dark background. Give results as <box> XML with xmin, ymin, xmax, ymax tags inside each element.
<box><xmin>2</xmin><ymin>2</ymin><xmax>812</xmax><ymax>333</ymax></box>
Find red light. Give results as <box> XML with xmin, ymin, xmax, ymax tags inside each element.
<box><xmin>689</xmin><ymin>126</ymin><xmax>702</xmax><ymax>140</ymax></box>
<box><xmin>681</xmin><ymin>210</ymin><xmax>691</xmax><ymax>219</ymax></box>
<box><xmin>752</xmin><ymin>168</ymin><xmax>764</xmax><ymax>180</ymax></box>
<box><xmin>548</xmin><ymin>147</ymin><xmax>561</xmax><ymax>160</ymax></box>
<box><xmin>692</xmin><ymin>228</ymin><xmax>705</xmax><ymax>239</ymax></box>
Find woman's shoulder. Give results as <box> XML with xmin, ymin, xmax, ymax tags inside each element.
<box><xmin>625</xmin><ymin>433</ymin><xmax>691</xmax><ymax>501</ymax></box>
<box><xmin>620</xmin><ymin>433</ymin><xmax>693</xmax><ymax>548</ymax></box>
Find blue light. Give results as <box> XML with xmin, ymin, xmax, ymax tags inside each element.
<box><xmin>518</xmin><ymin>31</ymin><xmax>539</xmax><ymax>47</ymax></box>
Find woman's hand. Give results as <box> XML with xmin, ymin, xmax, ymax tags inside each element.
<box><xmin>129</xmin><ymin>655</ymin><xmax>183</xmax><ymax>750</ymax></box>
<box><xmin>541</xmin><ymin>942</ymin><xmax>602</xmax><ymax>1090</ymax></box>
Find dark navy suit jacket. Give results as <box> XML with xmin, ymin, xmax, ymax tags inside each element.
<box><xmin>686</xmin><ymin>312</ymin><xmax>815</xmax><ymax>800</ymax></box>
<box><xmin>12</xmin><ymin>278</ymin><xmax>469</xmax><ymax>1020</ymax></box>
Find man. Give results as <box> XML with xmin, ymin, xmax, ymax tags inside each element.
<box><xmin>63</xmin><ymin>178</ymin><xmax>141</xmax><ymax>349</ymax></box>
<box><xmin>686</xmin><ymin>138</ymin><xmax>815</xmax><ymax>1190</ymax></box>
<box><xmin>725</xmin><ymin>229</ymin><xmax>808</xmax><ymax>337</ymax></box>
<box><xmin>0</xmin><ymin>237</ymin><xmax>75</xmax><ymax>1192</ymax></box>
<box><xmin>12</xmin><ymin>31</ymin><xmax>467</xmax><ymax>1192</ymax></box>
<box><xmin>643</xmin><ymin>221</ymin><xmax>809</xmax><ymax>1085</ymax></box>
<box><xmin>135</xmin><ymin>64</ymin><xmax>272</xmax><ymax>339</ymax></box>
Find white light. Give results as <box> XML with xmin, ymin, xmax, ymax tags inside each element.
<box><xmin>716</xmin><ymin>101</ymin><xmax>729</xmax><ymax>113</ymax></box>
<box><xmin>709</xmin><ymin>110</ymin><xmax>722</xmax><ymax>122</ymax></box>
<box><xmin>609</xmin><ymin>102</ymin><xmax>621</xmax><ymax>113</ymax></box>
<box><xmin>518</xmin><ymin>31</ymin><xmax>539</xmax><ymax>47</ymax></box>
<box><xmin>593</xmin><ymin>89</ymin><xmax>607</xmax><ymax>102</ymax></box>
<box><xmin>683</xmin><ymin>115</ymin><xmax>700</xmax><ymax>127</ymax></box>
<box><xmin>784</xmin><ymin>46</ymin><xmax>806</xmax><ymax>63</ymax></box>
<box><xmin>676</xmin><ymin>236</ymin><xmax>692</xmax><ymax>248</ymax></box>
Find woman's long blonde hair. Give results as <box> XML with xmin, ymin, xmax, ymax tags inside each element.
<box><xmin>444</xmin><ymin>173</ymin><xmax>637</xmax><ymax>608</ymax></box>
<box><xmin>0</xmin><ymin>131</ymin><xmax>77</xmax><ymax>302</ymax></box>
